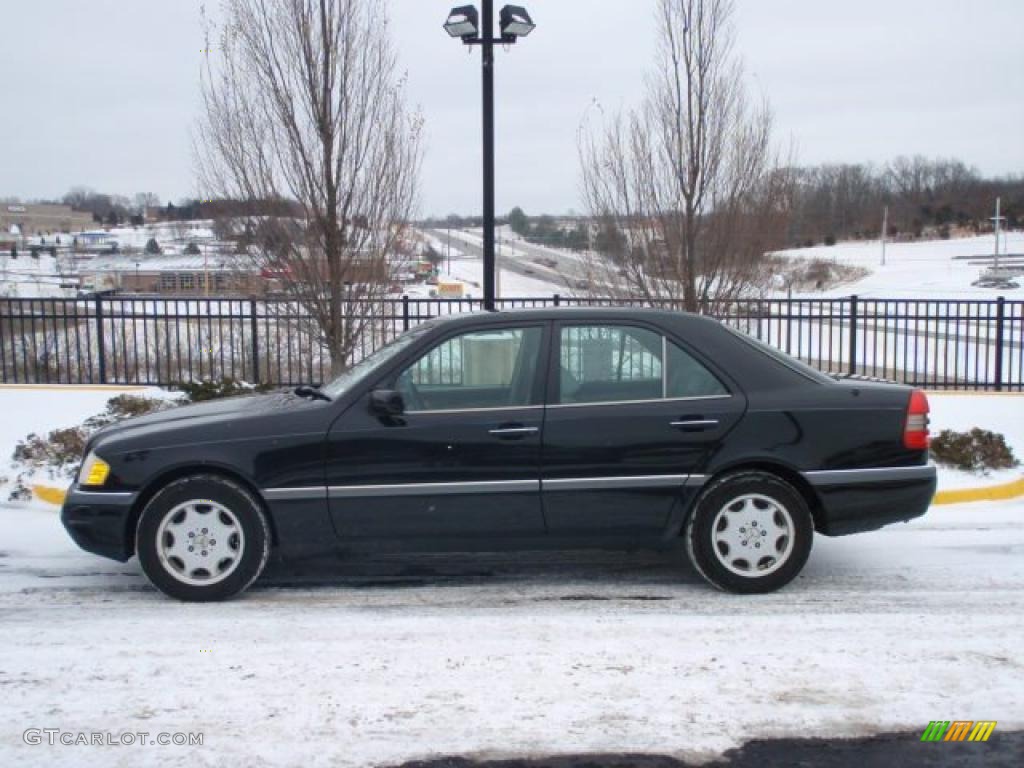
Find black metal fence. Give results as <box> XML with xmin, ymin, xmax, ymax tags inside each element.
<box><xmin>0</xmin><ymin>294</ymin><xmax>1021</xmax><ymax>390</ymax></box>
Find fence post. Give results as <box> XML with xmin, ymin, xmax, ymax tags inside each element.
<box><xmin>402</xmin><ymin>295</ymin><xmax>410</xmax><ymax>332</ymax></box>
<box><xmin>553</xmin><ymin>293</ymin><xmax>561</xmax><ymax>307</ymax></box>
<box><xmin>993</xmin><ymin>296</ymin><xmax>1006</xmax><ymax>392</ymax></box>
<box><xmin>250</xmin><ymin>299</ymin><xmax>259</xmax><ymax>384</ymax></box>
<box><xmin>94</xmin><ymin>295</ymin><xmax>106</xmax><ymax>384</ymax></box>
<box><xmin>848</xmin><ymin>294</ymin><xmax>858</xmax><ymax>376</ymax></box>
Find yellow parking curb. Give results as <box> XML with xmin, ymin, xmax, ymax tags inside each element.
<box><xmin>32</xmin><ymin>484</ymin><xmax>68</xmax><ymax>505</ymax></box>
<box><xmin>932</xmin><ymin>476</ymin><xmax>1024</xmax><ymax>505</ymax></box>
<box><xmin>31</xmin><ymin>475</ymin><xmax>1024</xmax><ymax>509</ymax></box>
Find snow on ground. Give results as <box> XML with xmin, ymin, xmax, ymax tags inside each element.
<box><xmin>0</xmin><ymin>497</ymin><xmax>1022</xmax><ymax>767</ymax></box>
<box><xmin>776</xmin><ymin>231</ymin><xmax>1024</xmax><ymax>299</ymax></box>
<box><xmin>0</xmin><ymin>250</ymin><xmax>67</xmax><ymax>298</ymax></box>
<box><xmin>0</xmin><ymin>388</ymin><xmax>1021</xmax><ymax>766</ymax></box>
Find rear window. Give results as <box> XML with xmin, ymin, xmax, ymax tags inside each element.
<box><xmin>722</xmin><ymin>324</ymin><xmax>833</xmax><ymax>384</ymax></box>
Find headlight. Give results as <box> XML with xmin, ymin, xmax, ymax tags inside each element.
<box><xmin>78</xmin><ymin>452</ymin><xmax>111</xmax><ymax>487</ymax></box>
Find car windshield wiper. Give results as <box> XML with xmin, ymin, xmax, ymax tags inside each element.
<box><xmin>292</xmin><ymin>385</ymin><xmax>332</xmax><ymax>402</ymax></box>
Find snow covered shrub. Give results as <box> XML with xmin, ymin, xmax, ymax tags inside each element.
<box><xmin>6</xmin><ymin>395</ymin><xmax>172</xmax><ymax>501</ymax></box>
<box><xmin>171</xmin><ymin>377</ymin><xmax>274</xmax><ymax>403</ymax></box>
<box><xmin>929</xmin><ymin>428</ymin><xmax>1019</xmax><ymax>473</ymax></box>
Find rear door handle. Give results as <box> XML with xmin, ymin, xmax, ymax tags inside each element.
<box><xmin>488</xmin><ymin>426</ymin><xmax>539</xmax><ymax>439</ymax></box>
<box><xmin>670</xmin><ymin>419</ymin><xmax>719</xmax><ymax>431</ymax></box>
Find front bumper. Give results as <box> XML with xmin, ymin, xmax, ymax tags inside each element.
<box><xmin>806</xmin><ymin>465</ymin><xmax>937</xmax><ymax>536</ymax></box>
<box><xmin>60</xmin><ymin>487</ymin><xmax>138</xmax><ymax>562</ymax></box>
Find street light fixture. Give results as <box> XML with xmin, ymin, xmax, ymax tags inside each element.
<box><xmin>443</xmin><ymin>5</ymin><xmax>479</xmax><ymax>39</ymax></box>
<box><xmin>499</xmin><ymin>5</ymin><xmax>535</xmax><ymax>39</ymax></box>
<box><xmin>444</xmin><ymin>1</ymin><xmax>535</xmax><ymax>311</ymax></box>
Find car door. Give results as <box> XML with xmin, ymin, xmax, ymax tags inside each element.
<box><xmin>325</xmin><ymin>322</ymin><xmax>549</xmax><ymax>541</ymax></box>
<box><xmin>540</xmin><ymin>320</ymin><xmax>746</xmax><ymax>535</ymax></box>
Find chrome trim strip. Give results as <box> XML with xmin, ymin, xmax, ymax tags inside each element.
<box><xmin>68</xmin><ymin>489</ymin><xmax>135</xmax><ymax>500</ymax></box>
<box><xmin>543</xmin><ymin>474</ymin><xmax>688</xmax><ymax>491</ymax></box>
<box><xmin>404</xmin><ymin>405</ymin><xmax>544</xmax><ymax>416</ymax></box>
<box><xmin>262</xmin><ymin>487</ymin><xmax>326</xmax><ymax>501</ymax></box>
<box><xmin>804</xmin><ymin>466</ymin><xmax>937</xmax><ymax>486</ymax></box>
<box><xmin>328</xmin><ymin>480</ymin><xmax>539</xmax><ymax>498</ymax></box>
<box><xmin>268</xmin><ymin>474</ymin><xmax>712</xmax><ymax>500</ymax></box>
<box><xmin>548</xmin><ymin>394</ymin><xmax>733</xmax><ymax>409</ymax></box>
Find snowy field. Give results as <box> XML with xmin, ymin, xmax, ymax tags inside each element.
<box><xmin>776</xmin><ymin>231</ymin><xmax>1024</xmax><ymax>300</ymax></box>
<box><xmin>0</xmin><ymin>386</ymin><xmax>1021</xmax><ymax>766</ymax></box>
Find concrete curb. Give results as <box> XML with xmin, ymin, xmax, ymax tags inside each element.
<box><xmin>932</xmin><ymin>475</ymin><xmax>1024</xmax><ymax>505</ymax></box>
<box><xmin>32</xmin><ymin>485</ymin><xmax>68</xmax><ymax>506</ymax></box>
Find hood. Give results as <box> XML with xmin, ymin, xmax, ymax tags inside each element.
<box><xmin>88</xmin><ymin>391</ymin><xmax>308</xmax><ymax>450</ymax></box>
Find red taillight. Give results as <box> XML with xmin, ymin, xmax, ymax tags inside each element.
<box><xmin>904</xmin><ymin>389</ymin><xmax>930</xmax><ymax>450</ymax></box>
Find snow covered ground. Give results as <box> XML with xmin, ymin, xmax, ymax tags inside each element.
<box><xmin>776</xmin><ymin>232</ymin><xmax>1024</xmax><ymax>300</ymax></box>
<box><xmin>0</xmin><ymin>387</ymin><xmax>1021</xmax><ymax>766</ymax></box>
<box><xmin>0</xmin><ymin>497</ymin><xmax>1022</xmax><ymax>767</ymax></box>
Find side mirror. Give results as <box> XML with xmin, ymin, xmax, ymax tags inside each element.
<box><xmin>369</xmin><ymin>389</ymin><xmax>405</xmax><ymax>417</ymax></box>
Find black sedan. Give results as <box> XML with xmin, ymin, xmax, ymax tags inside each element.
<box><xmin>61</xmin><ymin>308</ymin><xmax>936</xmax><ymax>601</ymax></box>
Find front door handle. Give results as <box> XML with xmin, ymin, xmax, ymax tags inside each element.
<box><xmin>488</xmin><ymin>426</ymin><xmax>539</xmax><ymax>439</ymax></box>
<box><xmin>670</xmin><ymin>419</ymin><xmax>720</xmax><ymax>431</ymax></box>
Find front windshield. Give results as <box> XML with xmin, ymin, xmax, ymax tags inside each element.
<box><xmin>321</xmin><ymin>324</ymin><xmax>432</xmax><ymax>399</ymax></box>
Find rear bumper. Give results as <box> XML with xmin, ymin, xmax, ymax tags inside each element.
<box><xmin>805</xmin><ymin>465</ymin><xmax>937</xmax><ymax>536</ymax></box>
<box><xmin>60</xmin><ymin>487</ymin><xmax>137</xmax><ymax>562</ymax></box>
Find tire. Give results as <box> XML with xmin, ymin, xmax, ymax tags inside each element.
<box><xmin>136</xmin><ymin>474</ymin><xmax>270</xmax><ymax>602</ymax></box>
<box><xmin>685</xmin><ymin>471</ymin><xmax>813</xmax><ymax>594</ymax></box>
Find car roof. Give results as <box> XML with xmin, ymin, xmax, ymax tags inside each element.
<box><xmin>430</xmin><ymin>306</ymin><xmax>715</xmax><ymax>328</ymax></box>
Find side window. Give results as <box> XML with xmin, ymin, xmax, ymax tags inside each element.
<box><xmin>397</xmin><ymin>327</ymin><xmax>542</xmax><ymax>411</ymax></box>
<box><xmin>559</xmin><ymin>325</ymin><xmax>664</xmax><ymax>404</ymax></box>
<box><xmin>666</xmin><ymin>341</ymin><xmax>728</xmax><ymax>398</ymax></box>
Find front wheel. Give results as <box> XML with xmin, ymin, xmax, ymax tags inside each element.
<box><xmin>685</xmin><ymin>471</ymin><xmax>813</xmax><ymax>594</ymax></box>
<box><xmin>136</xmin><ymin>474</ymin><xmax>270</xmax><ymax>602</ymax></box>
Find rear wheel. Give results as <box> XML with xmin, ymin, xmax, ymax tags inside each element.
<box><xmin>685</xmin><ymin>471</ymin><xmax>813</xmax><ymax>594</ymax></box>
<box><xmin>136</xmin><ymin>474</ymin><xmax>270</xmax><ymax>602</ymax></box>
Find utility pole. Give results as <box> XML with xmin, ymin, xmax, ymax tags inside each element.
<box><xmin>495</xmin><ymin>230</ymin><xmax>502</xmax><ymax>299</ymax></box>
<box><xmin>480</xmin><ymin>0</ymin><xmax>496</xmax><ymax>310</ymax></box>
<box><xmin>991</xmin><ymin>197</ymin><xmax>1005</xmax><ymax>273</ymax></box>
<box><xmin>880</xmin><ymin>207</ymin><xmax>888</xmax><ymax>268</ymax></box>
<box><xmin>880</xmin><ymin>206</ymin><xmax>888</xmax><ymax>266</ymax></box>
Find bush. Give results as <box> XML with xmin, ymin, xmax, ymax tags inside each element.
<box><xmin>7</xmin><ymin>395</ymin><xmax>171</xmax><ymax>501</ymax></box>
<box><xmin>824</xmin><ymin>234</ymin><xmax>837</xmax><ymax>246</ymax></box>
<box><xmin>171</xmin><ymin>377</ymin><xmax>274</xmax><ymax>403</ymax></box>
<box><xmin>930</xmin><ymin>428</ymin><xmax>1019</xmax><ymax>473</ymax></box>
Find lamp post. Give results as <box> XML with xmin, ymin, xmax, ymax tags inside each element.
<box><xmin>444</xmin><ymin>3</ymin><xmax>535</xmax><ymax>311</ymax></box>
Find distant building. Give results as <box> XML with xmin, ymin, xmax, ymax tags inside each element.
<box><xmin>0</xmin><ymin>204</ymin><xmax>94</xmax><ymax>236</ymax></box>
<box><xmin>78</xmin><ymin>253</ymin><xmax>271</xmax><ymax>295</ymax></box>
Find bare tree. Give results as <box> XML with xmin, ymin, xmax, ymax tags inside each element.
<box><xmin>579</xmin><ymin>0</ymin><xmax>790</xmax><ymax>311</ymax></box>
<box><xmin>196</xmin><ymin>0</ymin><xmax>423</xmax><ymax>375</ymax></box>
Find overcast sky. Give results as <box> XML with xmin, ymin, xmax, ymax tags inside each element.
<box><xmin>2</xmin><ymin>0</ymin><xmax>1022</xmax><ymax>217</ymax></box>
